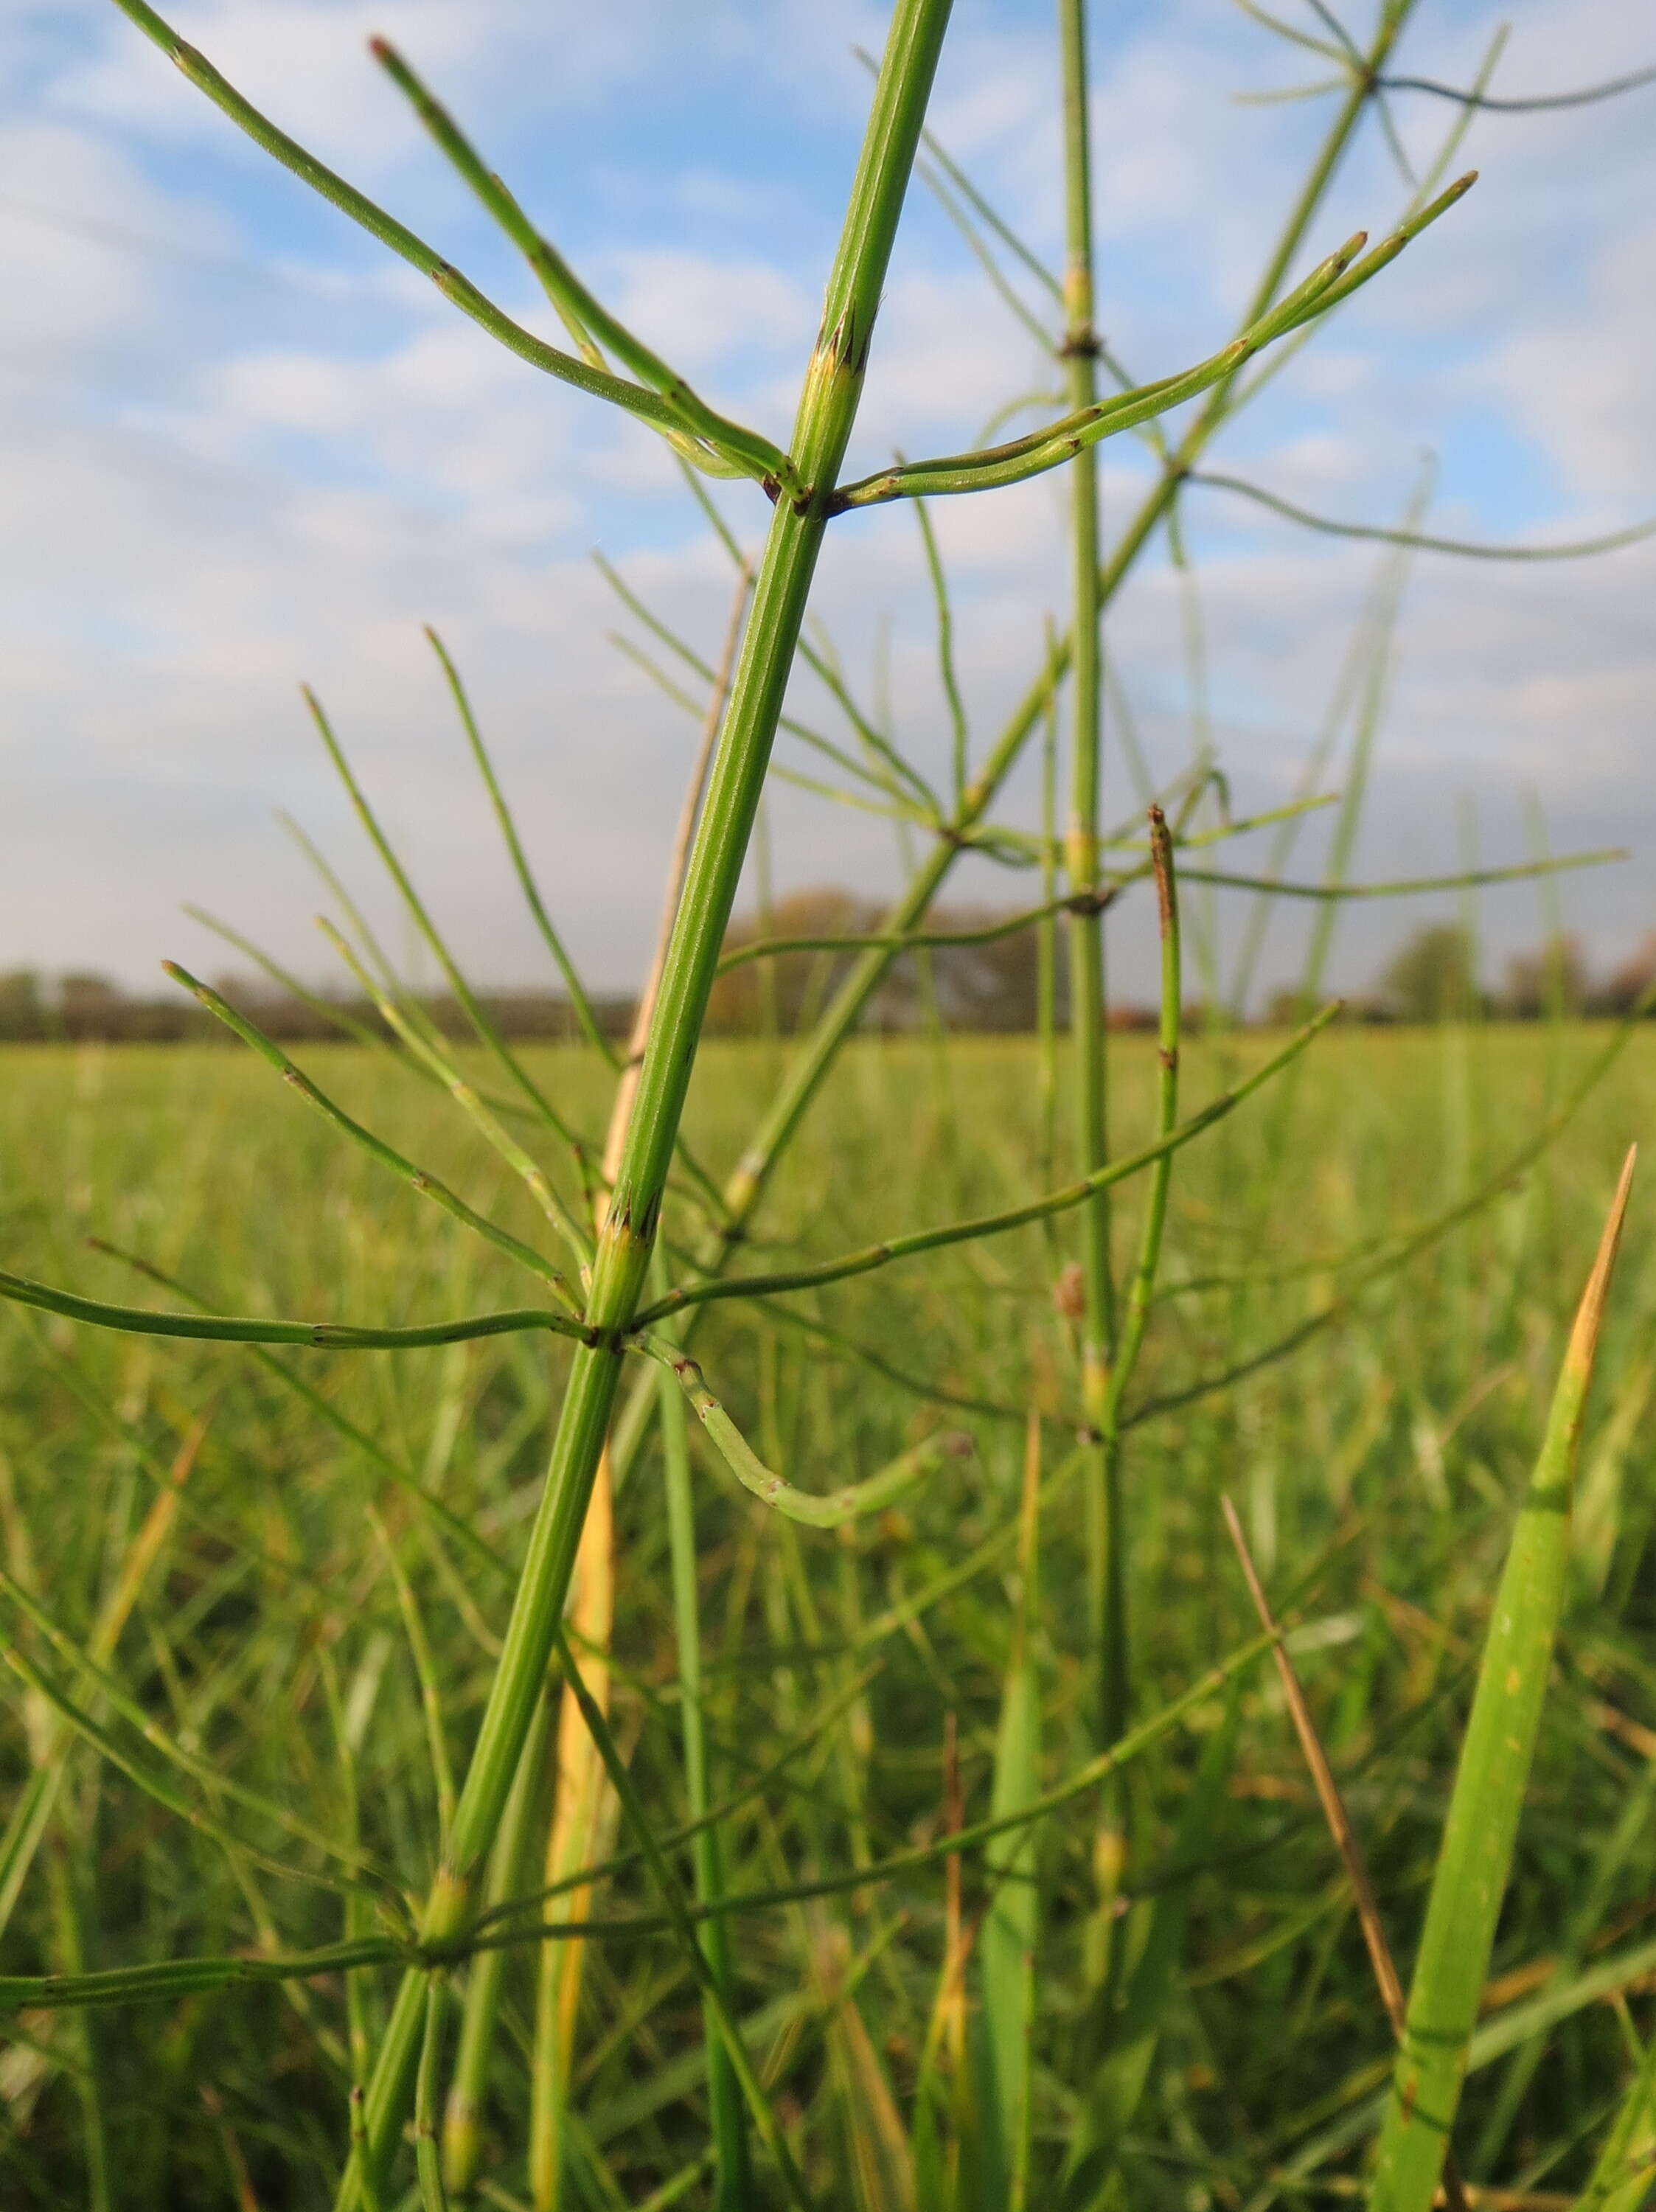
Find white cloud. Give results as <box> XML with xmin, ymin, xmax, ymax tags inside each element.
<box><xmin>0</xmin><ymin>0</ymin><xmax>1652</xmax><ymax>1009</ymax></box>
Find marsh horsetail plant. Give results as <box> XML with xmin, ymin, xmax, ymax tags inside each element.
<box><xmin>5</xmin><ymin>0</ymin><xmax>1656</xmax><ymax>2204</ymax></box>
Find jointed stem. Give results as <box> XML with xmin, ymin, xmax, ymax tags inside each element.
<box><xmin>599</xmin><ymin>0</ymin><xmax>1429</xmax><ymax>1518</ymax></box>
<box><xmin>1057</xmin><ymin>0</ymin><xmax>1121</xmax><ymax>1750</ymax></box>
<box><xmin>1090</xmin><ymin>814</ymin><xmax>1183</xmax><ymax>1756</ymax></box>
<box><xmin>333</xmin><ymin>5</ymin><xmax>959</xmax><ymax>2196</ymax></box>
<box><xmin>88</xmin><ymin>4</ymin><xmax>1438</xmax><ymax>2198</ymax></box>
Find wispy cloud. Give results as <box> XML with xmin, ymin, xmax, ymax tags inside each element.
<box><xmin>0</xmin><ymin>0</ymin><xmax>1651</xmax><ymax>1002</ymax></box>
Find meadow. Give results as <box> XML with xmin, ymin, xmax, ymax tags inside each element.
<box><xmin>8</xmin><ymin>0</ymin><xmax>1656</xmax><ymax>2204</ymax></box>
<box><xmin>1</xmin><ymin>1023</ymin><xmax>1653</xmax><ymax>2207</ymax></box>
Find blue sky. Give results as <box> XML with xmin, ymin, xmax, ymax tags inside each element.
<box><xmin>2</xmin><ymin>0</ymin><xmax>1653</xmax><ymax>1004</ymax></box>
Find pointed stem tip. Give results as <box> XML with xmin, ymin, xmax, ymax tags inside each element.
<box><xmin>1565</xmin><ymin>1142</ymin><xmax>1637</xmax><ymax>1385</ymax></box>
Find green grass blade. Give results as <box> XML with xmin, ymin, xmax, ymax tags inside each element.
<box><xmin>974</xmin><ymin>1418</ymin><xmax>1043</xmax><ymax>2209</ymax></box>
<box><xmin>1370</xmin><ymin>1145</ymin><xmax>1638</xmax><ymax>2212</ymax></box>
<box><xmin>1573</xmin><ymin>2022</ymin><xmax>1656</xmax><ymax>2212</ymax></box>
<box><xmin>442</xmin><ymin>1688</ymin><xmax>552</xmax><ymax>2194</ymax></box>
<box><xmin>656</xmin><ymin>1334</ymin><xmax>752</xmax><ymax>2209</ymax></box>
<box><xmin>1064</xmin><ymin>1691</ymin><xmax>1241</xmax><ymax>2207</ymax></box>
<box><xmin>414</xmin><ymin>1974</ymin><xmax>451</xmax><ymax>2212</ymax></box>
<box><xmin>551</xmin><ymin>1624</ymin><xmax>818</xmax><ymax>2212</ymax></box>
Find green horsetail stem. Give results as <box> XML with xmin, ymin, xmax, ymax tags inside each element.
<box><xmin>1369</xmin><ymin>1147</ymin><xmax>1638</xmax><ymax>2212</ymax></box>
<box><xmin>0</xmin><ymin>1619</ymin><xmax>1281</xmax><ymax>2020</ymax></box>
<box><xmin>1057</xmin><ymin>0</ymin><xmax>1116</xmax><ymax>1760</ymax></box>
<box><xmin>65</xmin><ymin>2</ymin><xmax>1589</xmax><ymax>2200</ymax></box>
<box><xmin>318</xmin><ymin>5</ymin><xmax>961</xmax><ymax>2197</ymax></box>
<box><xmin>642</xmin><ymin>0</ymin><xmax>1430</xmax><ymax>1425</ymax></box>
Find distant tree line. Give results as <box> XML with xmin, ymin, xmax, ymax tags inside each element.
<box><xmin>0</xmin><ymin>908</ymin><xmax>1649</xmax><ymax>1043</ymax></box>
<box><xmin>1267</xmin><ymin>923</ymin><xmax>1656</xmax><ymax>1027</ymax></box>
<box><xmin>0</xmin><ymin>968</ymin><xmax>635</xmax><ymax>1046</ymax></box>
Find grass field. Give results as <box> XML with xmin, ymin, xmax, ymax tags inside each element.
<box><xmin>1</xmin><ymin>1023</ymin><xmax>1652</xmax><ymax>2208</ymax></box>
<box><xmin>24</xmin><ymin>1</ymin><xmax>1655</xmax><ymax>2203</ymax></box>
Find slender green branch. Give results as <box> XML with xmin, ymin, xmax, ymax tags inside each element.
<box><xmin>333</xmin><ymin>13</ymin><xmax>961</xmax><ymax>2198</ymax></box>
<box><xmin>425</xmin><ymin>629</ymin><xmax>622</xmax><ymax>1069</ymax></box>
<box><xmin>830</xmin><ymin>182</ymin><xmax>1475</xmax><ymax>511</ymax></box>
<box><xmin>184</xmin><ymin>905</ymin><xmax>387</xmax><ymax>1052</ymax></box>
<box><xmin>1227</xmin><ymin>0</ymin><xmax>1349</xmax><ymax>63</ymax></box>
<box><xmin>756</xmin><ymin>1295</ymin><xmax>1024</xmax><ymax>1425</ymax></box>
<box><xmin>600</xmin><ymin>579</ymin><xmax>929</xmax><ymax>813</ymax></box>
<box><xmin>988</xmin><ymin>788</ymin><xmax>1337</xmax><ymax>862</ymax></box>
<box><xmin>1379</xmin><ymin>60</ymin><xmax>1656</xmax><ymax>112</ymax></box>
<box><xmin>105</xmin><ymin>0</ymin><xmax>741</xmax><ymax>453</ymax></box>
<box><xmin>913</xmin><ymin>497</ymin><xmax>971</xmax><ymax>804</ymax></box>
<box><xmin>1181</xmin><ymin>849</ymin><xmax>1627</xmax><ymax>899</ymax></box>
<box><xmin>918</xmin><ymin>156</ymin><xmax>1060</xmax><ymax>357</ymax></box>
<box><xmin>315</xmin><ymin>917</ymin><xmax>592</xmax><ymax>1268</ymax></box>
<box><xmin>0</xmin><ymin>1267</ymin><xmax>592</xmax><ymax>1352</ymax></box>
<box><xmin>905</xmin><ymin>100</ymin><xmax>1065</xmax><ymax>299</ymax></box>
<box><xmin>302</xmin><ymin>689</ymin><xmax>599</xmax><ymax>1194</ymax></box>
<box><xmin>713</xmin><ymin>845</ymin><xmax>1616</xmax><ymax>980</ymax></box>
<box><xmin>714</xmin><ymin>888</ymin><xmax>1113</xmax><ymax>974</ymax></box>
<box><xmin>369</xmin><ymin>39</ymin><xmax>801</xmax><ymax>498</ymax></box>
<box><xmin>0</xmin><ymin>1622</ymin><xmax>1281</xmax><ymax>2017</ymax></box>
<box><xmin>641</xmin><ymin>1341</ymin><xmax>974</xmax><ymax>1528</ymax></box>
<box><xmin>766</xmin><ymin>761</ymin><xmax>938</xmax><ymax>830</ymax></box>
<box><xmin>1190</xmin><ymin>469</ymin><xmax>1656</xmax><ymax>559</ymax></box>
<box><xmin>274</xmin><ymin>814</ymin><xmax>404</xmax><ymax>998</ymax></box>
<box><xmin>638</xmin><ymin>1004</ymin><xmax>1337</xmax><ymax>1324</ymax></box>
<box><xmin>164</xmin><ymin>963</ymin><xmax>582</xmax><ymax>1309</ymax></box>
<box><xmin>467</xmin><ymin>1666</ymin><xmax>884</xmax><ymax>1940</ymax></box>
<box><xmin>799</xmin><ymin>627</ymin><xmax>943</xmax><ymax>810</ymax></box>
